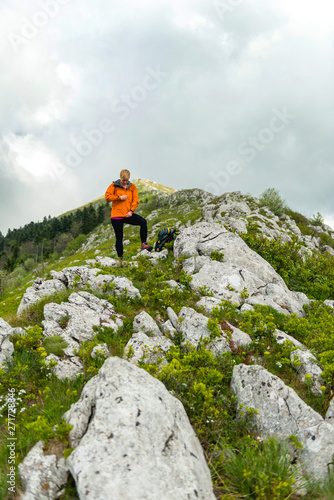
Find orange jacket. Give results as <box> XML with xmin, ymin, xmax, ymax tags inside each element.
<box><xmin>105</xmin><ymin>180</ymin><xmax>139</xmax><ymax>218</ymax></box>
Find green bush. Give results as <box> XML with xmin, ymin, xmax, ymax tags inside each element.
<box><xmin>210</xmin><ymin>251</ymin><xmax>224</xmax><ymax>262</ymax></box>
<box><xmin>259</xmin><ymin>188</ymin><xmax>288</xmax><ymax>216</ymax></box>
<box><xmin>311</xmin><ymin>212</ymin><xmax>324</xmax><ymax>227</ymax></box>
<box><xmin>240</xmin><ymin>232</ymin><xmax>334</xmax><ymax>300</ymax></box>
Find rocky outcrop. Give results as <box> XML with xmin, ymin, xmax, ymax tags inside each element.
<box><xmin>273</xmin><ymin>329</ymin><xmax>306</xmax><ymax>350</ymax></box>
<box><xmin>18</xmin><ymin>440</ymin><xmax>68</xmax><ymax>500</ymax></box>
<box><xmin>231</xmin><ymin>364</ymin><xmax>334</xmax><ymax>479</ymax></box>
<box><xmin>326</xmin><ymin>398</ymin><xmax>334</xmax><ymax>424</ymax></box>
<box><xmin>0</xmin><ymin>318</ymin><xmax>15</xmax><ymax>369</ymax></box>
<box><xmin>124</xmin><ymin>331</ymin><xmax>173</xmax><ymax>365</ymax></box>
<box><xmin>162</xmin><ymin>306</ymin><xmax>252</xmax><ymax>355</ymax></box>
<box><xmin>45</xmin><ymin>354</ymin><xmax>84</xmax><ymax>380</ymax></box>
<box><xmin>174</xmin><ymin>222</ymin><xmax>309</xmax><ymax>316</ymax></box>
<box><xmin>133</xmin><ymin>311</ymin><xmax>162</xmax><ymax>336</ymax></box>
<box><xmin>290</xmin><ymin>349</ymin><xmax>325</xmax><ymax>396</ymax></box>
<box><xmin>17</xmin><ymin>277</ymin><xmax>67</xmax><ymax>316</ymax></box>
<box><xmin>202</xmin><ymin>191</ymin><xmax>334</xmax><ymax>255</ymax></box>
<box><xmin>17</xmin><ymin>266</ymin><xmax>141</xmax><ymax>315</ymax></box>
<box><xmin>132</xmin><ymin>248</ymin><xmax>169</xmax><ymax>266</ymax></box>
<box><xmin>42</xmin><ymin>291</ymin><xmax>122</xmax><ymax>379</ymax></box>
<box><xmin>64</xmin><ymin>357</ymin><xmax>216</xmax><ymax>500</ymax></box>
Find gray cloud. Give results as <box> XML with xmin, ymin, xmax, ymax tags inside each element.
<box><xmin>0</xmin><ymin>0</ymin><xmax>333</xmax><ymax>235</ymax></box>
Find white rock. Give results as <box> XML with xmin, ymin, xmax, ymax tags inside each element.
<box><xmin>196</xmin><ymin>296</ymin><xmax>223</xmax><ymax>314</ymax></box>
<box><xmin>178</xmin><ymin>307</ymin><xmax>232</xmax><ymax>355</ymax></box>
<box><xmin>91</xmin><ymin>343</ymin><xmax>109</xmax><ymax>358</ymax></box>
<box><xmin>290</xmin><ymin>349</ymin><xmax>325</xmax><ymax>395</ymax></box>
<box><xmin>61</xmin><ymin>266</ymin><xmax>141</xmax><ymax>298</ymax></box>
<box><xmin>231</xmin><ymin>364</ymin><xmax>334</xmax><ymax>479</ymax></box>
<box><xmin>274</xmin><ymin>329</ymin><xmax>306</xmax><ymax>350</ymax></box>
<box><xmin>124</xmin><ymin>331</ymin><xmax>173</xmax><ymax>365</ymax></box>
<box><xmin>18</xmin><ymin>440</ymin><xmax>68</xmax><ymax>500</ymax></box>
<box><xmin>164</xmin><ymin>280</ymin><xmax>185</xmax><ymax>291</ymax></box>
<box><xmin>325</xmin><ymin>398</ymin><xmax>334</xmax><ymax>424</ymax></box>
<box><xmin>64</xmin><ymin>357</ymin><xmax>216</xmax><ymax>500</ymax></box>
<box><xmin>0</xmin><ymin>318</ymin><xmax>14</xmax><ymax>369</ymax></box>
<box><xmin>174</xmin><ymin>222</ymin><xmax>309</xmax><ymax>316</ymax></box>
<box><xmin>43</xmin><ymin>292</ymin><xmax>123</xmax><ymax>352</ymax></box>
<box><xmin>178</xmin><ymin>307</ymin><xmax>212</xmax><ymax>348</ymax></box>
<box><xmin>160</xmin><ymin>320</ymin><xmax>177</xmax><ymax>336</ymax></box>
<box><xmin>133</xmin><ymin>311</ymin><xmax>162</xmax><ymax>336</ymax></box>
<box><xmin>93</xmin><ymin>256</ymin><xmax>119</xmax><ymax>267</ymax></box>
<box><xmin>240</xmin><ymin>303</ymin><xmax>254</xmax><ymax>312</ymax></box>
<box><xmin>17</xmin><ymin>278</ymin><xmax>67</xmax><ymax>315</ymax></box>
<box><xmin>167</xmin><ymin>307</ymin><xmax>180</xmax><ymax>331</ymax></box>
<box><xmin>229</xmin><ymin>324</ymin><xmax>252</xmax><ymax>347</ymax></box>
<box><xmin>45</xmin><ymin>354</ymin><xmax>84</xmax><ymax>380</ymax></box>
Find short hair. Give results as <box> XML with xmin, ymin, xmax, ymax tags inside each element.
<box><xmin>120</xmin><ymin>169</ymin><xmax>130</xmax><ymax>180</ymax></box>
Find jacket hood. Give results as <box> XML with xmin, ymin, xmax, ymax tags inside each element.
<box><xmin>114</xmin><ymin>179</ymin><xmax>132</xmax><ymax>188</ymax></box>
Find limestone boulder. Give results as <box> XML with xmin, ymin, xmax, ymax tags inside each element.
<box><xmin>64</xmin><ymin>357</ymin><xmax>216</xmax><ymax>500</ymax></box>
<box><xmin>0</xmin><ymin>318</ymin><xmax>15</xmax><ymax>369</ymax></box>
<box><xmin>231</xmin><ymin>364</ymin><xmax>334</xmax><ymax>478</ymax></box>
<box><xmin>90</xmin><ymin>256</ymin><xmax>119</xmax><ymax>268</ymax></box>
<box><xmin>17</xmin><ymin>278</ymin><xmax>67</xmax><ymax>315</ymax></box>
<box><xmin>178</xmin><ymin>307</ymin><xmax>212</xmax><ymax>348</ymax></box>
<box><xmin>42</xmin><ymin>292</ymin><xmax>122</xmax><ymax>358</ymax></box>
<box><xmin>274</xmin><ymin>329</ymin><xmax>306</xmax><ymax>350</ymax></box>
<box><xmin>167</xmin><ymin>307</ymin><xmax>181</xmax><ymax>331</ymax></box>
<box><xmin>325</xmin><ymin>398</ymin><xmax>334</xmax><ymax>424</ymax></box>
<box><xmin>290</xmin><ymin>349</ymin><xmax>325</xmax><ymax>396</ymax></box>
<box><xmin>174</xmin><ymin>223</ymin><xmax>309</xmax><ymax>316</ymax></box>
<box><xmin>18</xmin><ymin>265</ymin><xmax>140</xmax><ymax>316</ymax></box>
<box><xmin>124</xmin><ymin>331</ymin><xmax>173</xmax><ymax>365</ymax></box>
<box><xmin>45</xmin><ymin>354</ymin><xmax>84</xmax><ymax>381</ymax></box>
<box><xmin>61</xmin><ymin>266</ymin><xmax>141</xmax><ymax>298</ymax></box>
<box><xmin>91</xmin><ymin>343</ymin><xmax>109</xmax><ymax>359</ymax></box>
<box><xmin>18</xmin><ymin>440</ymin><xmax>68</xmax><ymax>500</ymax></box>
<box><xmin>161</xmin><ymin>319</ymin><xmax>177</xmax><ymax>336</ymax></box>
<box><xmin>133</xmin><ymin>311</ymin><xmax>162</xmax><ymax>336</ymax></box>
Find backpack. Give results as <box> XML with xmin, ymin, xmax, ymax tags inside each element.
<box><xmin>154</xmin><ymin>227</ymin><xmax>178</xmax><ymax>252</ymax></box>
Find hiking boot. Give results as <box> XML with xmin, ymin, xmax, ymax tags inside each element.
<box><xmin>141</xmin><ymin>242</ymin><xmax>153</xmax><ymax>252</ymax></box>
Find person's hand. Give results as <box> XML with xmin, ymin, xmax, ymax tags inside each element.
<box><xmin>120</xmin><ymin>195</ymin><xmax>127</xmax><ymax>201</ymax></box>
<box><xmin>125</xmin><ymin>211</ymin><xmax>132</xmax><ymax>218</ymax></box>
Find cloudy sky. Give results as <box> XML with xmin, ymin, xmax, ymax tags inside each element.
<box><xmin>0</xmin><ymin>0</ymin><xmax>333</xmax><ymax>235</ymax></box>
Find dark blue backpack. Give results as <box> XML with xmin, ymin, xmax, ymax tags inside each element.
<box><xmin>154</xmin><ymin>227</ymin><xmax>178</xmax><ymax>252</ymax></box>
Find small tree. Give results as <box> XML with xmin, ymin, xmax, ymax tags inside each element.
<box><xmin>0</xmin><ymin>270</ymin><xmax>7</xmax><ymax>297</ymax></box>
<box><xmin>311</xmin><ymin>212</ymin><xmax>324</xmax><ymax>227</ymax></box>
<box><xmin>259</xmin><ymin>188</ymin><xmax>288</xmax><ymax>216</ymax></box>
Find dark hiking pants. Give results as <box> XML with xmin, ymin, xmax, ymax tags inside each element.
<box><xmin>111</xmin><ymin>213</ymin><xmax>148</xmax><ymax>257</ymax></box>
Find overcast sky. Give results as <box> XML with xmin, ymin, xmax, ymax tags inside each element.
<box><xmin>0</xmin><ymin>0</ymin><xmax>333</xmax><ymax>235</ymax></box>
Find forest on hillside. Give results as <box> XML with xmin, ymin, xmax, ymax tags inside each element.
<box><xmin>0</xmin><ymin>202</ymin><xmax>109</xmax><ymax>273</ymax></box>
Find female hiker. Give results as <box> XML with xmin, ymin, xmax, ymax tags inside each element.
<box><xmin>105</xmin><ymin>170</ymin><xmax>152</xmax><ymax>259</ymax></box>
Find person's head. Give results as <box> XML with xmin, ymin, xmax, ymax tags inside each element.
<box><xmin>120</xmin><ymin>169</ymin><xmax>130</xmax><ymax>187</ymax></box>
